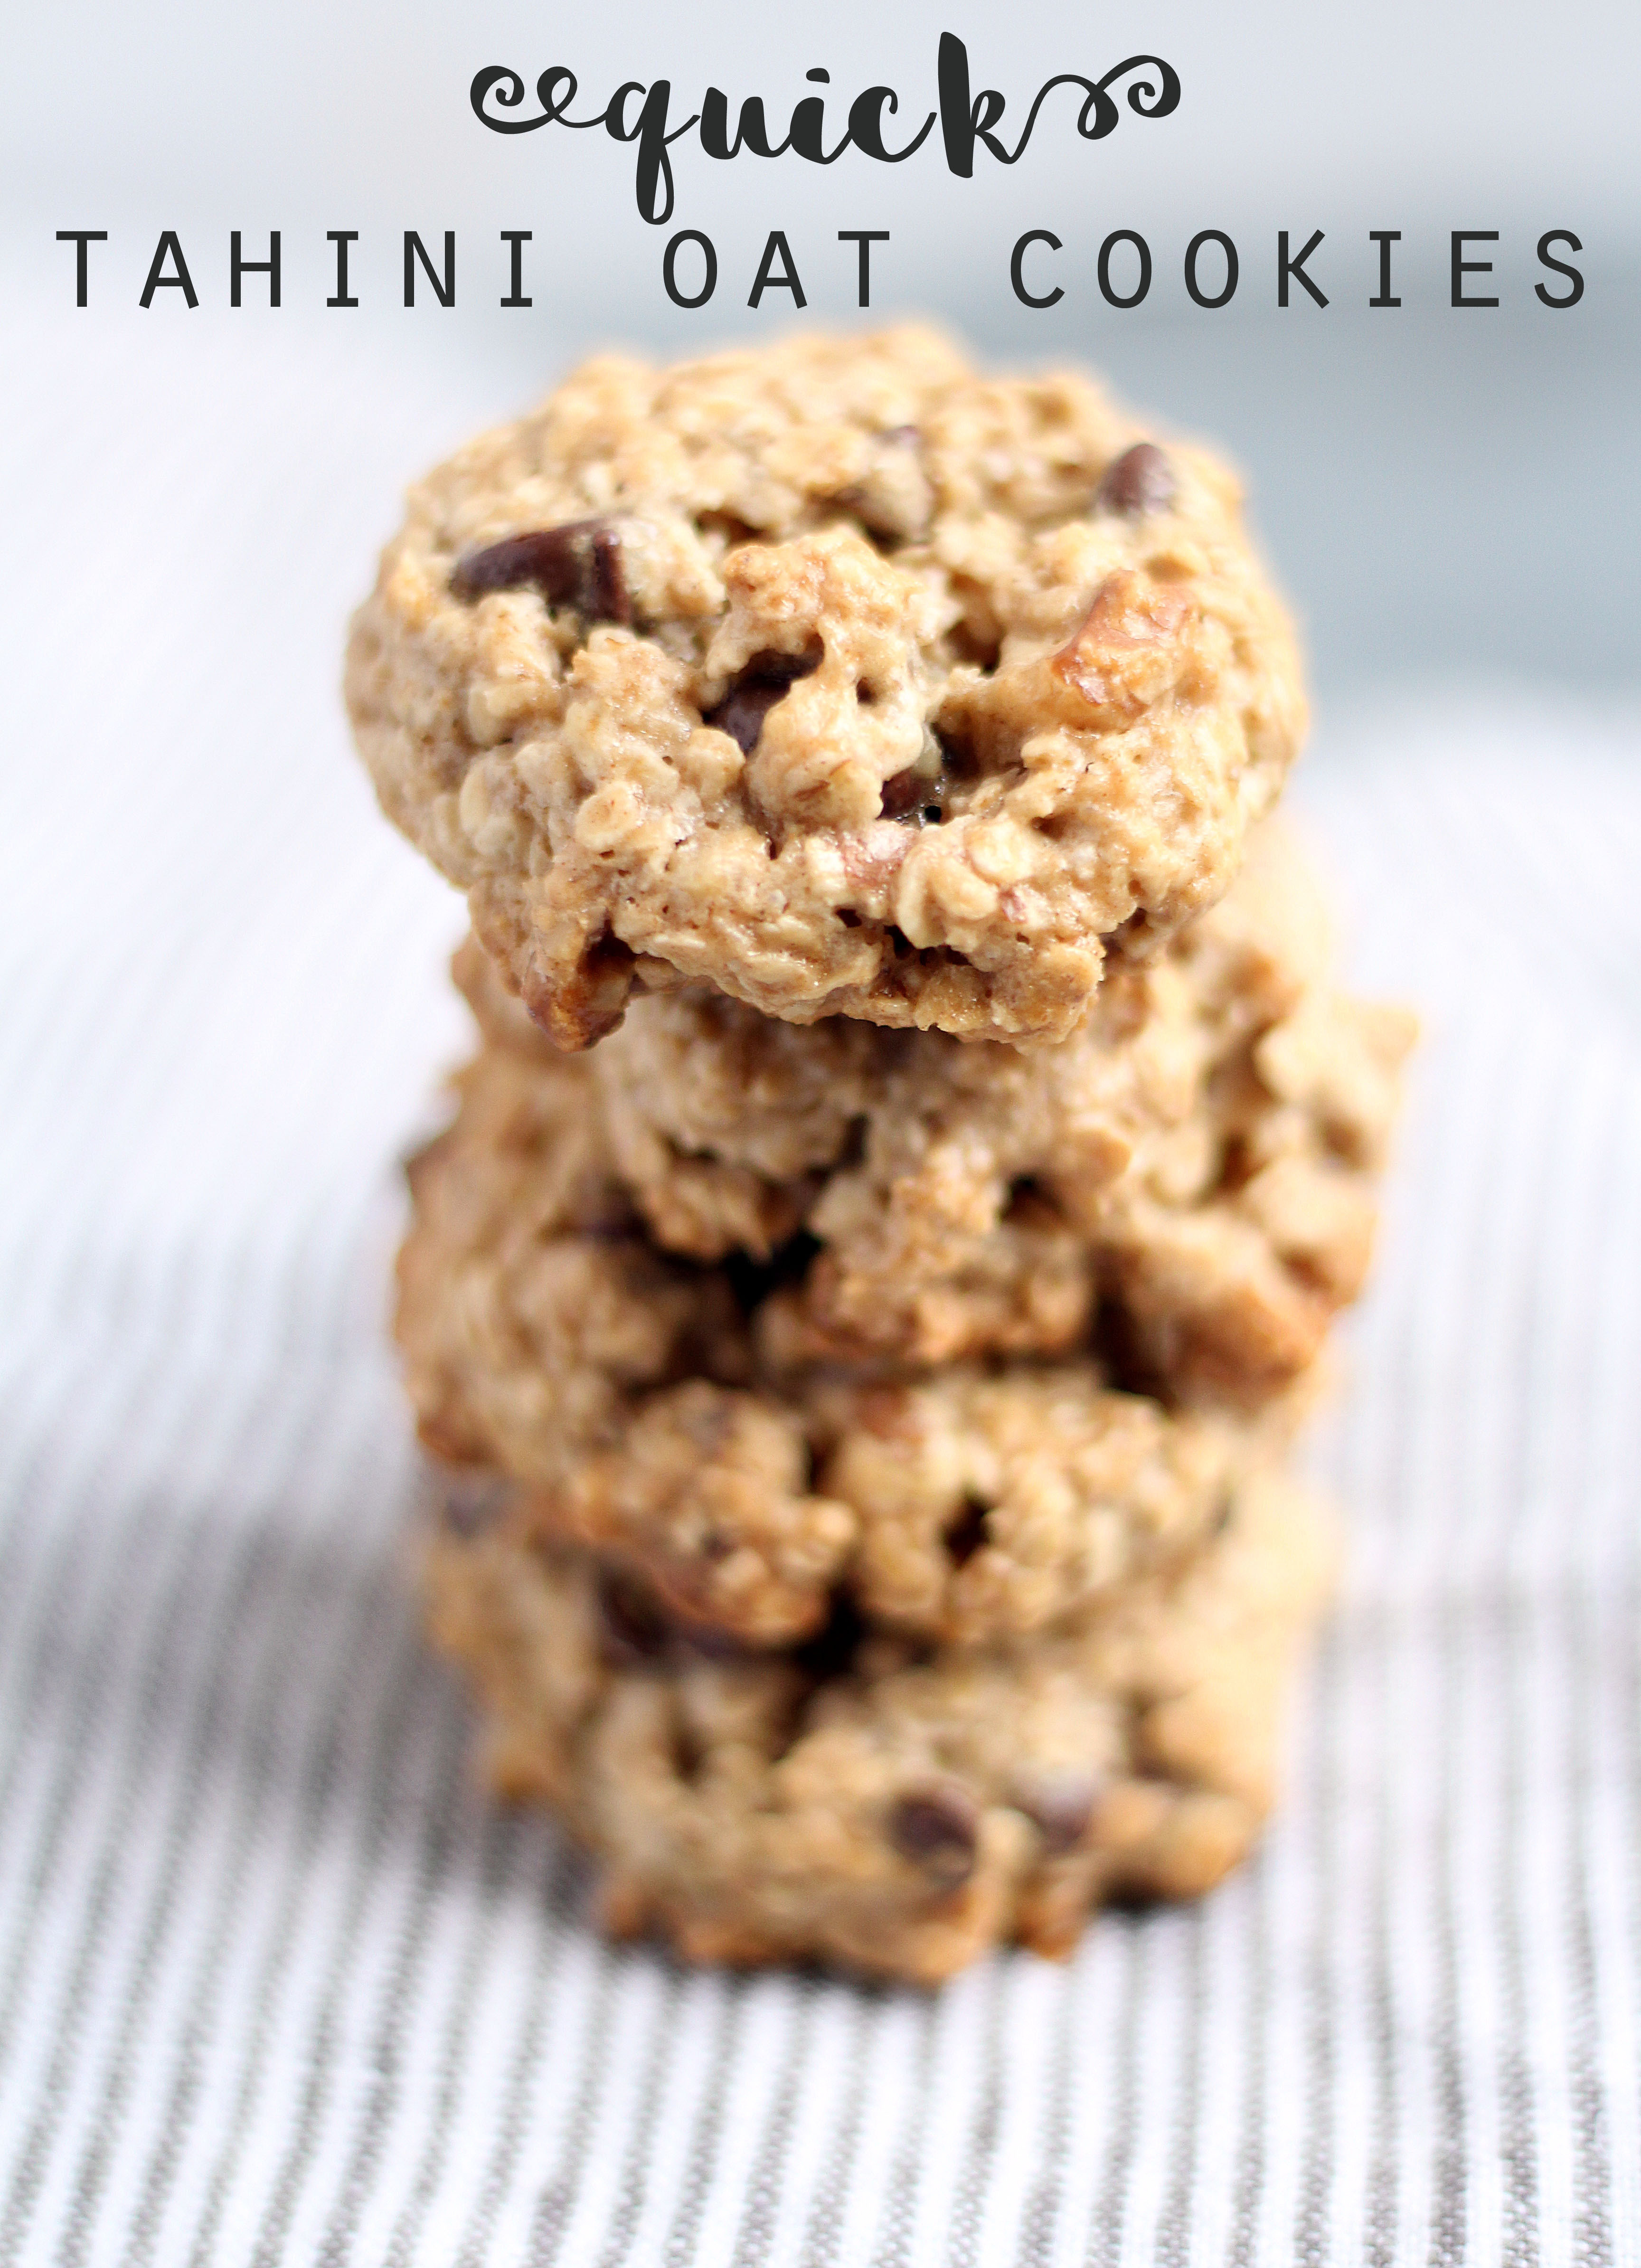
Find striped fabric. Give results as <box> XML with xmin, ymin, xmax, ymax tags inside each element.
<box><xmin>4</xmin><ymin>305</ymin><xmax>1639</xmax><ymax>2263</ymax></box>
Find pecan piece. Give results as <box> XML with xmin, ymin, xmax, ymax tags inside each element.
<box><xmin>1051</xmin><ymin>570</ymin><xmax>1195</xmax><ymax>724</ymax></box>
<box><xmin>889</xmin><ymin>1782</ymin><xmax>980</xmax><ymax>1886</ymax></box>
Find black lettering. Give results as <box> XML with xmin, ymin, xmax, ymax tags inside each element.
<box><xmin>663</xmin><ymin>228</ymin><xmax>717</xmax><ymax>307</ymax></box>
<box><xmin>1096</xmin><ymin>229</ymin><xmax>1151</xmax><ymax>308</ymax></box>
<box><xmin>699</xmin><ymin>89</ymin><xmax>791</xmax><ymax>160</ymax></box>
<box><xmin>1277</xmin><ymin>228</ymin><xmax>1327</xmax><ymax>308</ymax></box>
<box><xmin>1451</xmin><ymin>230</ymin><xmax>1499</xmax><ymax>308</ymax></box>
<box><xmin>139</xmin><ymin>231</ymin><xmax>198</xmax><ymax>309</ymax></box>
<box><xmin>328</xmin><ymin>231</ymin><xmax>359</xmax><ymax>308</ymax></box>
<box><xmin>476</xmin><ymin>46</ymin><xmax>1178</xmax><ymax>221</ymax></box>
<box><xmin>839</xmin><ymin>230</ymin><xmax>889</xmax><ymax>306</ymax></box>
<box><xmin>937</xmin><ymin>37</ymin><xmax>1177</xmax><ymax>173</ymax></box>
<box><xmin>987</xmin><ymin>62</ymin><xmax>1181</xmax><ymax>164</ymax></box>
<box><xmin>790</xmin><ymin>69</ymin><xmax>851</xmax><ymax>164</ymax></box>
<box><xmin>530</xmin><ymin>66</ymin><xmax>588</xmax><ymax>126</ymax></box>
<box><xmin>936</xmin><ymin>34</ymin><xmax>1011</xmax><ymax>177</ymax></box>
<box><xmin>1535</xmin><ymin>229</ymin><xmax>1584</xmax><ymax>308</ymax></box>
<box><xmin>604</xmin><ymin>79</ymin><xmax>698</xmax><ymax>225</ymax></box>
<box><xmin>470</xmin><ymin>65</ymin><xmax>589</xmax><ymax>133</ymax></box>
<box><xmin>1369</xmin><ymin>230</ymin><xmax>1401</xmax><ymax>308</ymax></box>
<box><xmin>748</xmin><ymin>229</ymin><xmax>806</xmax><ymax>308</ymax></box>
<box><xmin>846</xmin><ymin>86</ymin><xmax>936</xmax><ymax>162</ymax></box>
<box><xmin>404</xmin><ymin>230</ymin><xmax>455</xmax><ymax>307</ymax></box>
<box><xmin>500</xmin><ymin>230</ymin><xmax>532</xmax><ymax>306</ymax></box>
<box><xmin>1010</xmin><ymin>229</ymin><xmax>1063</xmax><ymax>308</ymax></box>
<box><xmin>1184</xmin><ymin>229</ymin><xmax>1238</xmax><ymax>309</ymax></box>
<box><xmin>230</xmin><ymin>230</ymin><xmax>280</xmax><ymax>308</ymax></box>
<box><xmin>56</xmin><ymin>230</ymin><xmax>107</xmax><ymax>307</ymax></box>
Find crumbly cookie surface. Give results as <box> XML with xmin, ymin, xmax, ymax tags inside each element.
<box><xmin>347</xmin><ymin>327</ymin><xmax>1304</xmax><ymax>1047</ymax></box>
<box><xmin>456</xmin><ymin>823</ymin><xmax>1415</xmax><ymax>1404</ymax></box>
<box><xmin>396</xmin><ymin>831</ymin><xmax>1405</xmax><ymax>1646</ymax></box>
<box><xmin>426</xmin><ymin>1465</ymin><xmax>1333</xmax><ymax>1981</ymax></box>
<box><xmin>396</xmin><ymin>1041</ymin><xmax>1264</xmax><ymax>1646</ymax></box>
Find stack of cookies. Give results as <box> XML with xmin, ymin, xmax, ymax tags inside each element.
<box><xmin>346</xmin><ymin>328</ymin><xmax>1411</xmax><ymax>1982</ymax></box>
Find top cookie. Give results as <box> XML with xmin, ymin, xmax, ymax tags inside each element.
<box><xmin>346</xmin><ymin>326</ymin><xmax>1304</xmax><ymax>1048</ymax></box>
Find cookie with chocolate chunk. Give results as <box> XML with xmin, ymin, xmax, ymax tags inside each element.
<box><xmin>346</xmin><ymin>326</ymin><xmax>1303</xmax><ymax>1047</ymax></box>
<box><xmin>425</xmin><ymin>1462</ymin><xmax>1333</xmax><ymax>1982</ymax></box>
<box><xmin>452</xmin><ymin>823</ymin><xmax>1414</xmax><ymax>1408</ymax></box>
<box><xmin>395</xmin><ymin>828</ymin><xmax>1405</xmax><ymax>1648</ymax></box>
<box><xmin>396</xmin><ymin>1030</ymin><xmax>1273</xmax><ymax>1648</ymax></box>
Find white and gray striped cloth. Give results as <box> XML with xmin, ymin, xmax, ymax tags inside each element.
<box><xmin>3</xmin><ymin>302</ymin><xmax>1639</xmax><ymax>2262</ymax></box>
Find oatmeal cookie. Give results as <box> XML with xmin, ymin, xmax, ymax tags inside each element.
<box><xmin>398</xmin><ymin>830</ymin><xmax>1405</xmax><ymax>1644</ymax></box>
<box><xmin>462</xmin><ymin>823</ymin><xmax>1414</xmax><ymax>1400</ymax></box>
<box><xmin>347</xmin><ymin>327</ymin><xmax>1304</xmax><ymax>1047</ymax></box>
<box><xmin>425</xmin><ymin>1463</ymin><xmax>1333</xmax><ymax>1981</ymax></box>
<box><xmin>396</xmin><ymin>1039</ymin><xmax>1284</xmax><ymax>1647</ymax></box>
<box><xmin>396</xmin><ymin>1044</ymin><xmax>1264</xmax><ymax>1645</ymax></box>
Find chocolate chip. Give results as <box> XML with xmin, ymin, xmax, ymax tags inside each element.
<box><xmin>585</xmin><ymin>527</ymin><xmax>627</xmax><ymax>624</ymax></box>
<box><xmin>880</xmin><ymin>767</ymin><xmax>947</xmax><ymax>823</ymax></box>
<box><xmin>451</xmin><ymin>518</ymin><xmax>632</xmax><ymax>624</ymax></box>
<box><xmin>596</xmin><ymin>1567</ymin><xmax>670</xmax><ymax>1666</ymax></box>
<box><xmin>703</xmin><ymin>647</ymin><xmax>820</xmax><ymax>757</ymax></box>
<box><xmin>704</xmin><ymin>680</ymin><xmax>791</xmax><ymax>758</ymax></box>
<box><xmin>438</xmin><ymin>1469</ymin><xmax>510</xmax><ymax>1536</ymax></box>
<box><xmin>889</xmin><ymin>1783</ymin><xmax>980</xmax><ymax>1886</ymax></box>
<box><xmin>1012</xmin><ymin>1768</ymin><xmax>1103</xmax><ymax>1854</ymax></box>
<box><xmin>1095</xmin><ymin>442</ymin><xmax>1177</xmax><ymax>519</ymax></box>
<box><xmin>942</xmin><ymin>1494</ymin><xmax>990</xmax><ymax>1568</ymax></box>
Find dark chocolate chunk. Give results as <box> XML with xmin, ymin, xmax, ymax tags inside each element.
<box><xmin>1012</xmin><ymin>1768</ymin><xmax>1102</xmax><ymax>1854</ymax></box>
<box><xmin>451</xmin><ymin>518</ymin><xmax>632</xmax><ymax>624</ymax></box>
<box><xmin>1094</xmin><ymin>442</ymin><xmax>1177</xmax><ymax>519</ymax></box>
<box><xmin>705</xmin><ymin>679</ymin><xmax>792</xmax><ymax>758</ymax></box>
<box><xmin>889</xmin><ymin>1782</ymin><xmax>980</xmax><ymax>1886</ymax></box>
<box><xmin>585</xmin><ymin>526</ymin><xmax>627</xmax><ymax>624</ymax></box>
<box><xmin>880</xmin><ymin>767</ymin><xmax>947</xmax><ymax>823</ymax></box>
<box><xmin>942</xmin><ymin>1494</ymin><xmax>990</xmax><ymax>1568</ymax></box>
<box><xmin>703</xmin><ymin>647</ymin><xmax>820</xmax><ymax>757</ymax></box>
<box><xmin>596</xmin><ymin>1567</ymin><xmax>670</xmax><ymax>1666</ymax></box>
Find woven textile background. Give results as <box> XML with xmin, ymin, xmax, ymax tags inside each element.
<box><xmin>2</xmin><ymin>304</ymin><xmax>1638</xmax><ymax>2265</ymax></box>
